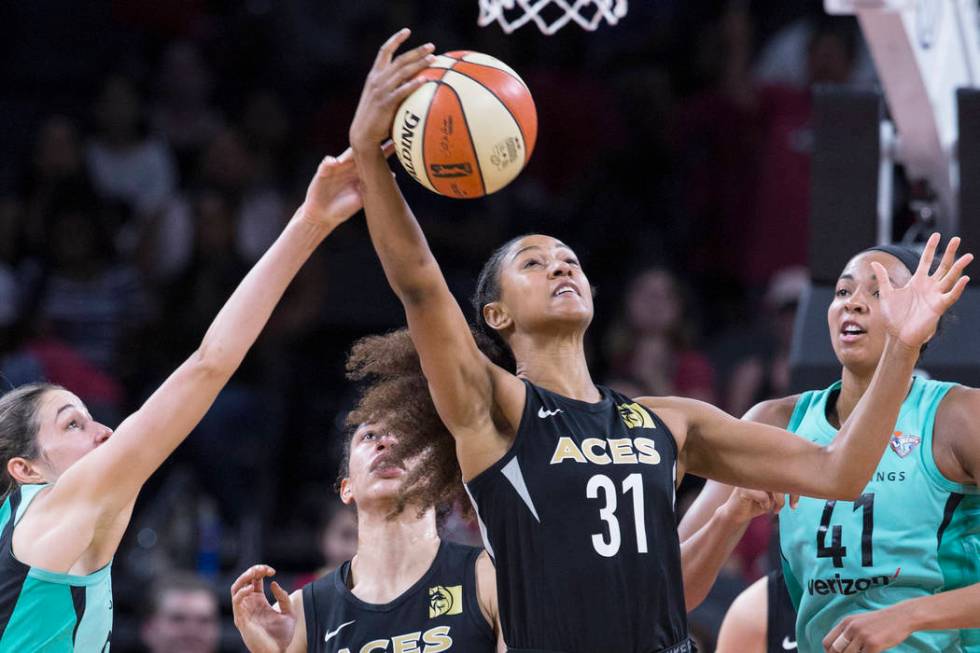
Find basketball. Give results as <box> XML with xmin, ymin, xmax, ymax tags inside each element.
<box><xmin>391</xmin><ymin>50</ymin><xmax>537</xmax><ymax>198</ymax></box>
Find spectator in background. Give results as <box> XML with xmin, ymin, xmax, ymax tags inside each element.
<box><xmin>21</xmin><ymin>116</ymin><xmax>87</xmax><ymax>250</ymax></box>
<box><xmin>605</xmin><ymin>268</ymin><xmax>716</xmax><ymax>403</ymax></box>
<box><xmin>151</xmin><ymin>42</ymin><xmax>224</xmax><ymax>178</ymax></box>
<box><xmin>197</xmin><ymin>127</ymin><xmax>287</xmax><ymax>263</ymax></box>
<box><xmin>725</xmin><ymin>267</ymin><xmax>808</xmax><ymax>418</ymax></box>
<box><xmin>87</xmin><ymin>74</ymin><xmax>177</xmax><ymax>220</ymax></box>
<box><xmin>293</xmin><ymin>498</ymin><xmax>357</xmax><ymax>589</ymax></box>
<box><xmin>141</xmin><ymin>573</ymin><xmax>220</xmax><ymax>653</ymax></box>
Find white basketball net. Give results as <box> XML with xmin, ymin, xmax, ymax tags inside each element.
<box><xmin>478</xmin><ymin>0</ymin><xmax>628</xmax><ymax>35</ymax></box>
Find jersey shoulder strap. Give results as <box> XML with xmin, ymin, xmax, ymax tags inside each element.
<box><xmin>303</xmin><ymin>565</ymin><xmax>344</xmax><ymax>650</ymax></box>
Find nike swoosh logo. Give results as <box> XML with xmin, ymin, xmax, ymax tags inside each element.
<box><xmin>324</xmin><ymin>620</ymin><xmax>355</xmax><ymax>643</ymax></box>
<box><xmin>782</xmin><ymin>636</ymin><xmax>797</xmax><ymax>650</ymax></box>
<box><xmin>538</xmin><ymin>407</ymin><xmax>563</xmax><ymax>418</ymax></box>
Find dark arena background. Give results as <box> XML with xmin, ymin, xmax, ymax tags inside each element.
<box><xmin>1</xmin><ymin>1</ymin><xmax>978</xmax><ymax>651</ymax></box>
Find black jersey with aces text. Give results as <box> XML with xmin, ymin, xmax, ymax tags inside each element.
<box><xmin>303</xmin><ymin>540</ymin><xmax>495</xmax><ymax>653</ymax></box>
<box><xmin>465</xmin><ymin>381</ymin><xmax>692</xmax><ymax>653</ymax></box>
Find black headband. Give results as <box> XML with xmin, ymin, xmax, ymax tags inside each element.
<box><xmin>862</xmin><ymin>244</ymin><xmax>920</xmax><ymax>275</ymax></box>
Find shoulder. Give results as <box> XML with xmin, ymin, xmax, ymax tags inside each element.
<box><xmin>935</xmin><ymin>385</ymin><xmax>980</xmax><ymax>481</ymax></box>
<box><xmin>743</xmin><ymin>395</ymin><xmax>800</xmax><ymax>428</ymax></box>
<box><xmin>473</xmin><ymin>550</ymin><xmax>497</xmax><ymax>627</ymax></box>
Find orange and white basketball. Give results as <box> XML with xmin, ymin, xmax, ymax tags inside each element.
<box><xmin>391</xmin><ymin>50</ymin><xmax>538</xmax><ymax>199</ymax></box>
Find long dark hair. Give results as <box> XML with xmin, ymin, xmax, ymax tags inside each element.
<box><xmin>0</xmin><ymin>383</ymin><xmax>60</xmax><ymax>499</ymax></box>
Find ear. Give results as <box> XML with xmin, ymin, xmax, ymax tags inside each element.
<box><xmin>482</xmin><ymin>301</ymin><xmax>513</xmax><ymax>335</ymax></box>
<box><xmin>7</xmin><ymin>457</ymin><xmax>44</xmax><ymax>486</ymax></box>
<box><xmin>339</xmin><ymin>478</ymin><xmax>355</xmax><ymax>506</ymax></box>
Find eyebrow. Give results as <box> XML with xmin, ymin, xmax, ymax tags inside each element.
<box><xmin>55</xmin><ymin>404</ymin><xmax>77</xmax><ymax>417</ymax></box>
<box><xmin>511</xmin><ymin>241</ymin><xmax>573</xmax><ymax>262</ymax></box>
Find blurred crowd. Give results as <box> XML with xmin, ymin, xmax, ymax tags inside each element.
<box><xmin>0</xmin><ymin>1</ymin><xmax>874</xmax><ymax>650</ymax></box>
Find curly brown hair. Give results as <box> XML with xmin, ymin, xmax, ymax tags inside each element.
<box><xmin>343</xmin><ymin>328</ymin><xmax>493</xmax><ymax>520</ymax></box>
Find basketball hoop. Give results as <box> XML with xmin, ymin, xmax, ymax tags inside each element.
<box><xmin>478</xmin><ymin>0</ymin><xmax>628</xmax><ymax>35</ymax></box>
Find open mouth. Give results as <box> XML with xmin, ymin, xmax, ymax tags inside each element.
<box><xmin>552</xmin><ymin>282</ymin><xmax>579</xmax><ymax>298</ymax></box>
<box><xmin>840</xmin><ymin>321</ymin><xmax>867</xmax><ymax>341</ymax></box>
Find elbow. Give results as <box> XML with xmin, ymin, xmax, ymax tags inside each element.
<box><xmin>191</xmin><ymin>345</ymin><xmax>236</xmax><ymax>379</ymax></box>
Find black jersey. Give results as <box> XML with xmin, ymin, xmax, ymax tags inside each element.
<box><xmin>766</xmin><ymin>567</ymin><xmax>798</xmax><ymax>653</ymax></box>
<box><xmin>465</xmin><ymin>381</ymin><xmax>692</xmax><ymax>653</ymax></box>
<box><xmin>302</xmin><ymin>540</ymin><xmax>495</xmax><ymax>653</ymax></box>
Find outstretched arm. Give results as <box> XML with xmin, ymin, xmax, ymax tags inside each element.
<box><xmin>349</xmin><ymin>29</ymin><xmax>521</xmax><ymax>478</ymax></box>
<box><xmin>661</xmin><ymin>235</ymin><xmax>971</xmax><ymax>499</ymax></box>
<box><xmin>47</xmin><ymin>152</ymin><xmax>365</xmax><ymax>539</ymax></box>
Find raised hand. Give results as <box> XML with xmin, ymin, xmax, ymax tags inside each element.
<box><xmin>349</xmin><ymin>28</ymin><xmax>436</xmax><ymax>151</ymax></box>
<box><xmin>874</xmin><ymin>233</ymin><xmax>972</xmax><ymax>350</ymax></box>
<box><xmin>231</xmin><ymin>564</ymin><xmax>297</xmax><ymax>653</ymax></box>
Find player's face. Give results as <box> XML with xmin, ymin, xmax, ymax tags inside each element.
<box><xmin>493</xmin><ymin>234</ymin><xmax>594</xmax><ymax>337</ymax></box>
<box><xmin>143</xmin><ymin>589</ymin><xmax>220</xmax><ymax>653</ymax></box>
<box><xmin>342</xmin><ymin>421</ymin><xmax>413</xmax><ymax>507</ymax></box>
<box><xmin>31</xmin><ymin>389</ymin><xmax>113</xmax><ymax>482</ymax></box>
<box><xmin>828</xmin><ymin>252</ymin><xmax>911</xmax><ymax>373</ymax></box>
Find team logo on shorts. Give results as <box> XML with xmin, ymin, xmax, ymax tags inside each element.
<box><xmin>429</xmin><ymin>585</ymin><xmax>463</xmax><ymax>618</ymax></box>
<box><xmin>618</xmin><ymin>403</ymin><xmax>655</xmax><ymax>430</ymax></box>
<box><xmin>889</xmin><ymin>431</ymin><xmax>921</xmax><ymax>458</ymax></box>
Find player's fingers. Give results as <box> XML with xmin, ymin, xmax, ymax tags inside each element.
<box><xmin>388</xmin><ymin>76</ymin><xmax>429</xmax><ymax>106</ymax></box>
<box><xmin>379</xmin><ymin>54</ymin><xmax>435</xmax><ymax>92</ymax></box>
<box><xmin>915</xmin><ymin>232</ymin><xmax>941</xmax><ymax>277</ymax></box>
<box><xmin>232</xmin><ymin>583</ymin><xmax>254</xmax><ymax>609</ymax></box>
<box><xmin>933</xmin><ymin>236</ymin><xmax>960</xmax><ymax>278</ymax></box>
<box><xmin>374</xmin><ymin>28</ymin><xmax>411</xmax><ymax>69</ymax></box>
<box><xmin>771</xmin><ymin>492</ymin><xmax>785</xmax><ymax>512</ymax></box>
<box><xmin>391</xmin><ymin>42</ymin><xmax>435</xmax><ymax>70</ymax></box>
<box><xmin>870</xmin><ymin>262</ymin><xmax>893</xmax><ymax>296</ymax></box>
<box><xmin>939</xmin><ymin>253</ymin><xmax>973</xmax><ymax>291</ymax></box>
<box><xmin>231</xmin><ymin>565</ymin><xmax>274</xmax><ymax>594</ymax></box>
<box><xmin>381</xmin><ymin>139</ymin><xmax>396</xmax><ymax>158</ymax></box>
<box><xmin>790</xmin><ymin>494</ymin><xmax>800</xmax><ymax>509</ymax></box>
<box><xmin>942</xmin><ymin>275</ymin><xmax>970</xmax><ymax>307</ymax></box>
<box><xmin>270</xmin><ymin>581</ymin><xmax>292</xmax><ymax>615</ymax></box>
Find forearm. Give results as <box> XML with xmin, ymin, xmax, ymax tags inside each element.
<box><xmin>906</xmin><ymin>583</ymin><xmax>980</xmax><ymax>632</ymax></box>
<box><xmin>680</xmin><ymin>505</ymin><xmax>751</xmax><ymax>611</ymax></box>
<box><xmin>352</xmin><ymin>143</ymin><xmax>442</xmax><ymax>301</ymax></box>
<box><xmin>824</xmin><ymin>337</ymin><xmax>919</xmax><ymax>496</ymax></box>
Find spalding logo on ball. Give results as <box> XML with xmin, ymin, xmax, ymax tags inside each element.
<box><xmin>391</xmin><ymin>51</ymin><xmax>538</xmax><ymax>199</ymax></box>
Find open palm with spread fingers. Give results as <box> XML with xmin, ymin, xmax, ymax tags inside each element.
<box><xmin>875</xmin><ymin>233</ymin><xmax>972</xmax><ymax>350</ymax></box>
<box><xmin>231</xmin><ymin>565</ymin><xmax>297</xmax><ymax>653</ymax></box>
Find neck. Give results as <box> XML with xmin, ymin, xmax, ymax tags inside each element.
<box><xmin>835</xmin><ymin>364</ymin><xmax>913</xmax><ymax>427</ymax></box>
<box><xmin>348</xmin><ymin>504</ymin><xmax>440</xmax><ymax>602</ymax></box>
<box><xmin>511</xmin><ymin>329</ymin><xmax>600</xmax><ymax>401</ymax></box>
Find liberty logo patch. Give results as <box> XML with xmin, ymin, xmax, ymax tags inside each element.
<box><xmin>429</xmin><ymin>585</ymin><xmax>463</xmax><ymax>618</ymax></box>
<box><xmin>890</xmin><ymin>431</ymin><xmax>920</xmax><ymax>458</ymax></box>
<box><xmin>618</xmin><ymin>403</ymin><xmax>655</xmax><ymax>429</ymax></box>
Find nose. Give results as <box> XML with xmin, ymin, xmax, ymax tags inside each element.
<box><xmin>375</xmin><ymin>431</ymin><xmax>398</xmax><ymax>451</ymax></box>
<box><xmin>844</xmin><ymin>289</ymin><xmax>869</xmax><ymax>314</ymax></box>
<box><xmin>548</xmin><ymin>258</ymin><xmax>573</xmax><ymax>279</ymax></box>
<box><xmin>94</xmin><ymin>423</ymin><xmax>113</xmax><ymax>445</ymax></box>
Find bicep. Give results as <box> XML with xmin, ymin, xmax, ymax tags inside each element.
<box><xmin>684</xmin><ymin>400</ymin><xmax>834</xmax><ymax>498</ymax></box>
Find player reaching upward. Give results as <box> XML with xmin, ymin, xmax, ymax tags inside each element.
<box><xmin>346</xmin><ymin>28</ymin><xmax>971</xmax><ymax>653</ymax></box>
<box><xmin>0</xmin><ymin>148</ymin><xmax>366</xmax><ymax>651</ymax></box>
<box><xmin>680</xmin><ymin>244</ymin><xmax>980</xmax><ymax>653</ymax></box>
